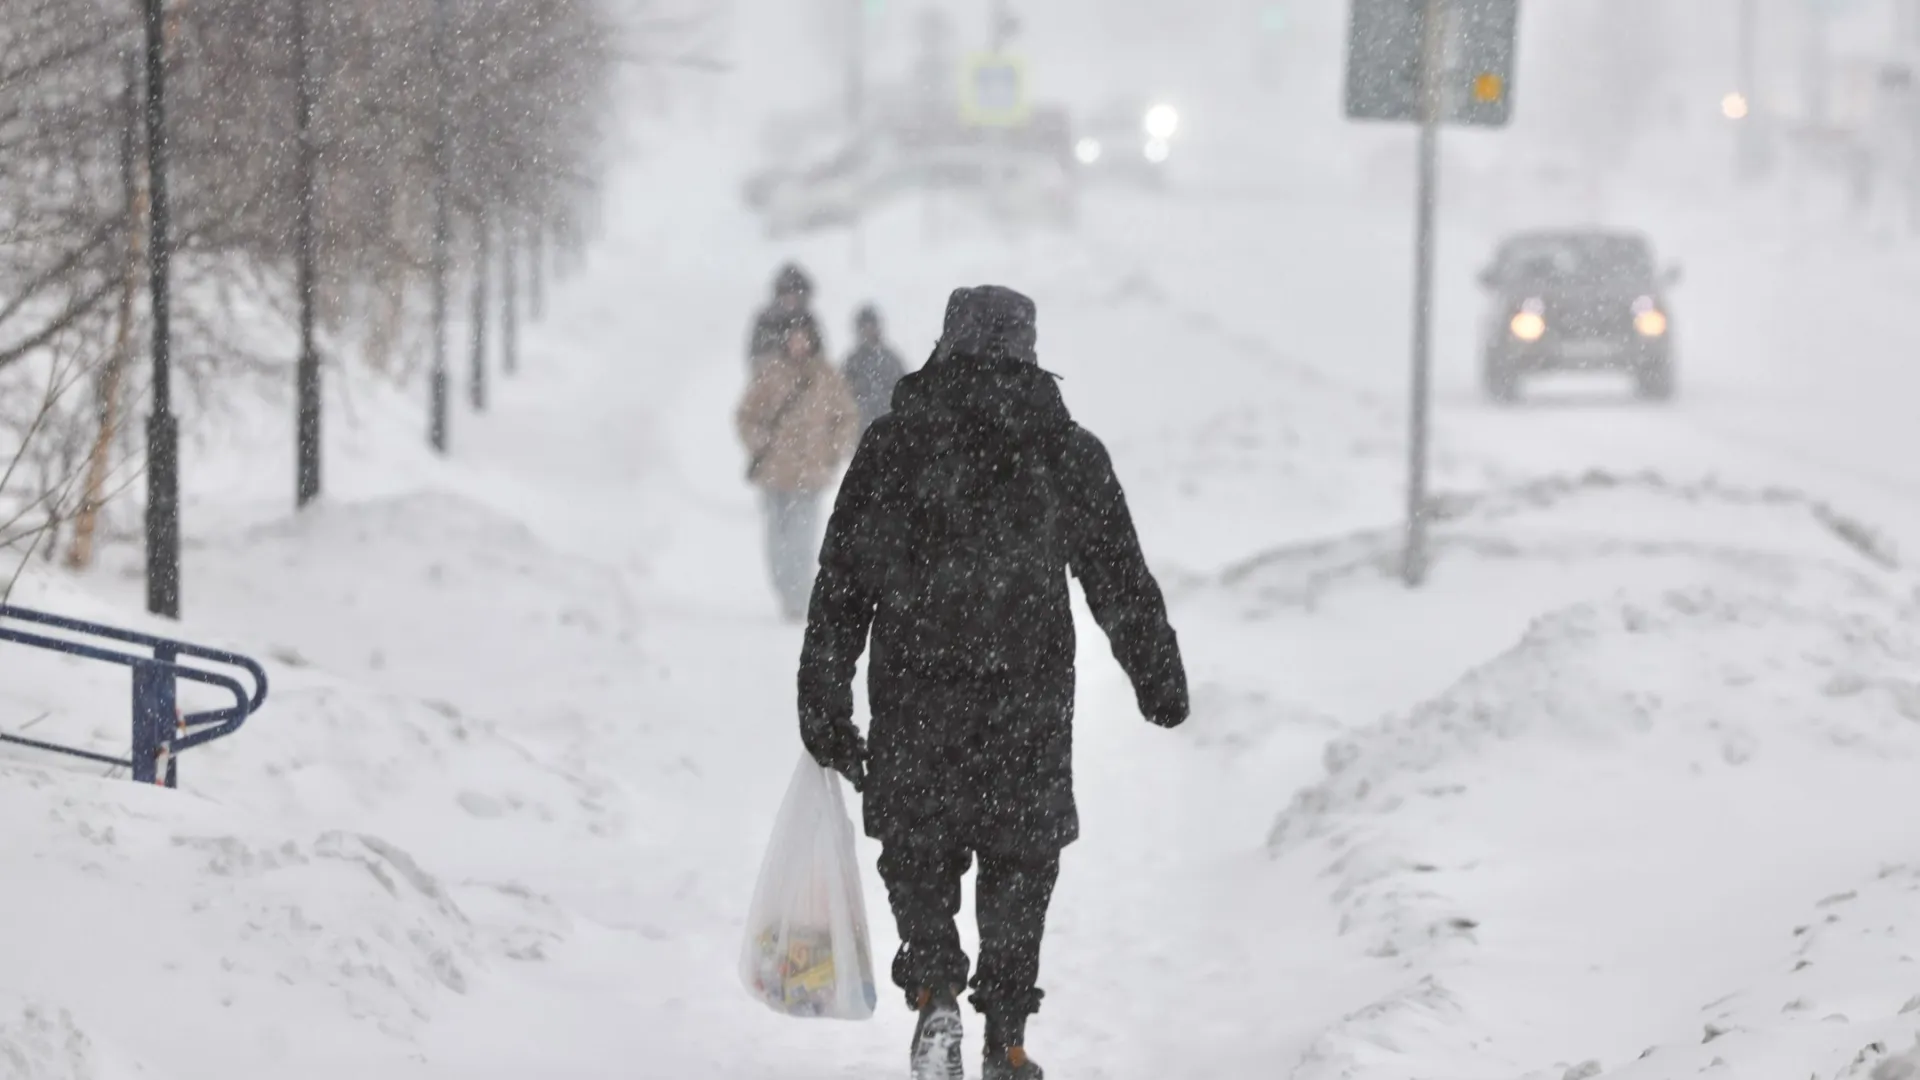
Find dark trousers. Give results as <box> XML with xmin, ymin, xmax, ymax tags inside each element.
<box><xmin>878</xmin><ymin>841</ymin><xmax>1060</xmax><ymax>1040</ymax></box>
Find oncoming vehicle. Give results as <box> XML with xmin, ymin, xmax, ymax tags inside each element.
<box><xmin>1072</xmin><ymin>100</ymin><xmax>1180</xmax><ymax>190</ymax></box>
<box><xmin>1477</xmin><ymin>230</ymin><xmax>1682</xmax><ymax>403</ymax></box>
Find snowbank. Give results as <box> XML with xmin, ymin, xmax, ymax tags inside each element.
<box><xmin>0</xmin><ymin>762</ymin><xmax>493</xmax><ymax>1078</ymax></box>
<box><xmin>0</xmin><ymin>488</ymin><xmax>666</xmax><ymax>1078</ymax></box>
<box><xmin>1273</xmin><ymin>581</ymin><xmax>1920</xmax><ymax>1079</ymax></box>
<box><xmin>1572</xmin><ymin>862</ymin><xmax>1920</xmax><ymax>1079</ymax></box>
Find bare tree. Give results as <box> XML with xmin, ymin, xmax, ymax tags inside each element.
<box><xmin>0</xmin><ymin>0</ymin><xmax>661</xmax><ymax>572</ymax></box>
<box><xmin>1</xmin><ymin>343</ymin><xmax>101</xmax><ymax>602</ymax></box>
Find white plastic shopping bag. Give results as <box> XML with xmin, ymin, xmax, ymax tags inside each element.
<box><xmin>740</xmin><ymin>753</ymin><xmax>878</xmax><ymax>1020</ymax></box>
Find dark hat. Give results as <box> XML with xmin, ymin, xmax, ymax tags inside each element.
<box><xmin>774</xmin><ymin>262</ymin><xmax>812</xmax><ymax>298</ymax></box>
<box><xmin>938</xmin><ymin>285</ymin><xmax>1037</xmax><ymax>366</ymax></box>
<box><xmin>854</xmin><ymin>304</ymin><xmax>882</xmax><ymax>328</ymax></box>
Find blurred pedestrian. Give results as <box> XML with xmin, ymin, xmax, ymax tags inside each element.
<box><xmin>797</xmin><ymin>285</ymin><xmax>1189</xmax><ymax>1080</ymax></box>
<box><xmin>748</xmin><ymin>263</ymin><xmax>821</xmax><ymax>371</ymax></box>
<box><xmin>736</xmin><ymin>317</ymin><xmax>860</xmax><ymax>621</ymax></box>
<box><xmin>843</xmin><ymin>305</ymin><xmax>908</xmax><ymax>433</ymax></box>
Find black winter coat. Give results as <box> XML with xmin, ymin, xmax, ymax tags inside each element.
<box><xmin>798</xmin><ymin>350</ymin><xmax>1187</xmax><ymax>858</ymax></box>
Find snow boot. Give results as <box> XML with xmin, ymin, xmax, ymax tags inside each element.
<box><xmin>984</xmin><ymin>1015</ymin><xmax>1043</xmax><ymax>1080</ymax></box>
<box><xmin>984</xmin><ymin>1046</ymin><xmax>1045</xmax><ymax>1080</ymax></box>
<box><xmin>909</xmin><ymin>989</ymin><xmax>965</xmax><ymax>1080</ymax></box>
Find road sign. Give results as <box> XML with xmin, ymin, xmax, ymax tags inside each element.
<box><xmin>1343</xmin><ymin>0</ymin><xmax>1521</xmax><ymax>586</ymax></box>
<box><xmin>961</xmin><ymin>53</ymin><xmax>1029</xmax><ymax>127</ymax></box>
<box><xmin>1345</xmin><ymin>0</ymin><xmax>1518</xmax><ymax>128</ymax></box>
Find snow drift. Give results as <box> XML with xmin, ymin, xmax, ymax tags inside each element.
<box><xmin>1275</xmin><ymin>581</ymin><xmax>1920</xmax><ymax>1079</ymax></box>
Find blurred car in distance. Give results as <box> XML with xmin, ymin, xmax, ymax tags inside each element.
<box><xmin>1072</xmin><ymin>100</ymin><xmax>1180</xmax><ymax>191</ymax></box>
<box><xmin>1477</xmin><ymin>230</ymin><xmax>1681</xmax><ymax>403</ymax></box>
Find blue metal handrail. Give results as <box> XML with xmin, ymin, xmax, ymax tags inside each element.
<box><xmin>0</xmin><ymin>604</ymin><xmax>269</xmax><ymax>787</ymax></box>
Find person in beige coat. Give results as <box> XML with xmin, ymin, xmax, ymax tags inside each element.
<box><xmin>737</xmin><ymin>317</ymin><xmax>861</xmax><ymax>621</ymax></box>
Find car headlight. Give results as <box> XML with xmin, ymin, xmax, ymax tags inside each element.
<box><xmin>1509</xmin><ymin>311</ymin><xmax>1546</xmax><ymax>342</ymax></box>
<box><xmin>1143</xmin><ymin>139</ymin><xmax>1171</xmax><ymax>164</ymax></box>
<box><xmin>1075</xmin><ymin>137</ymin><xmax>1102</xmax><ymax>165</ymax></box>
<box><xmin>1144</xmin><ymin>104</ymin><xmax>1180</xmax><ymax>141</ymax></box>
<box><xmin>1632</xmin><ymin>296</ymin><xmax>1668</xmax><ymax>337</ymax></box>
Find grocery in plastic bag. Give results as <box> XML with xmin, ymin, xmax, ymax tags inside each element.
<box><xmin>740</xmin><ymin>754</ymin><xmax>878</xmax><ymax>1020</ymax></box>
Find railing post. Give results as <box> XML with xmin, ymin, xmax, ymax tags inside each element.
<box><xmin>130</xmin><ymin>658</ymin><xmax>176</xmax><ymax>786</ymax></box>
<box><xmin>157</xmin><ymin>644</ymin><xmax>179</xmax><ymax>787</ymax></box>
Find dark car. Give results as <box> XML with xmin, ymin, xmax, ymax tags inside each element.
<box><xmin>1477</xmin><ymin>230</ymin><xmax>1682</xmax><ymax>402</ymax></box>
<box><xmin>1071</xmin><ymin>100</ymin><xmax>1179</xmax><ymax>191</ymax></box>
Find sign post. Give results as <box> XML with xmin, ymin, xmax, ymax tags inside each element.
<box><xmin>1345</xmin><ymin>0</ymin><xmax>1518</xmax><ymax>587</ymax></box>
<box><xmin>1405</xmin><ymin>11</ymin><xmax>1443</xmax><ymax>589</ymax></box>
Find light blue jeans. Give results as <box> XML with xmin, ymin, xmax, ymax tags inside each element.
<box><xmin>760</xmin><ymin>490</ymin><xmax>822</xmax><ymax>619</ymax></box>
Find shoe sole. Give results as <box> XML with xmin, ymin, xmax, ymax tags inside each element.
<box><xmin>909</xmin><ymin>1007</ymin><xmax>964</xmax><ymax>1080</ymax></box>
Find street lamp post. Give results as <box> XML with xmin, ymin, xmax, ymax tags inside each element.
<box><xmin>847</xmin><ymin>0</ymin><xmax>866</xmax><ymax>124</ymax></box>
<box><xmin>469</xmin><ymin>211</ymin><xmax>489</xmax><ymax>411</ymax></box>
<box><xmin>848</xmin><ymin>0</ymin><xmax>867</xmax><ymax>269</ymax></box>
<box><xmin>989</xmin><ymin>0</ymin><xmax>1016</xmax><ymax>50</ymax></box>
<box><xmin>502</xmin><ymin>220</ymin><xmax>519</xmax><ymax>376</ymax></box>
<box><xmin>142</xmin><ymin>0</ymin><xmax>180</xmax><ymax>618</ymax></box>
<box><xmin>1735</xmin><ymin>0</ymin><xmax>1767</xmax><ymax>182</ymax></box>
<box><xmin>294</xmin><ymin>0</ymin><xmax>322</xmax><ymax>507</ymax></box>
<box><xmin>428</xmin><ymin>0</ymin><xmax>450</xmax><ymax>453</ymax></box>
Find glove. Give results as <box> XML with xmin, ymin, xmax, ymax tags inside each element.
<box><xmin>1139</xmin><ymin>679</ymin><xmax>1189</xmax><ymax>730</ymax></box>
<box><xmin>803</xmin><ymin>718</ymin><xmax>869</xmax><ymax>793</ymax></box>
<box><xmin>1147</xmin><ymin>701</ymin><xmax>1189</xmax><ymax>729</ymax></box>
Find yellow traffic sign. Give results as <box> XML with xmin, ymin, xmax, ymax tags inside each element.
<box><xmin>961</xmin><ymin>53</ymin><xmax>1030</xmax><ymax>128</ymax></box>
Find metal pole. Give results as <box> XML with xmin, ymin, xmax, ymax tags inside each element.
<box><xmin>529</xmin><ymin>219</ymin><xmax>546</xmax><ymax>321</ymax></box>
<box><xmin>469</xmin><ymin>209</ymin><xmax>489</xmax><ymax>411</ymax></box>
<box><xmin>294</xmin><ymin>0</ymin><xmax>322</xmax><ymax>507</ymax></box>
<box><xmin>1737</xmin><ymin>0</ymin><xmax>1757</xmax><ymax>95</ymax></box>
<box><xmin>1803</xmin><ymin>0</ymin><xmax>1831</xmax><ymax>128</ymax></box>
<box><xmin>849</xmin><ymin>0</ymin><xmax>866</xmax><ymax>270</ymax></box>
<box><xmin>142</xmin><ymin>0</ymin><xmax>180</xmax><ymax>619</ymax></box>
<box><xmin>848</xmin><ymin>0</ymin><xmax>866</xmax><ymax>124</ymax></box>
<box><xmin>130</xmin><ymin>663</ymin><xmax>176</xmax><ymax>785</ymax></box>
<box><xmin>1403</xmin><ymin>0</ymin><xmax>1445</xmax><ymax>588</ymax></box>
<box><xmin>502</xmin><ymin>220</ymin><xmax>518</xmax><ymax>376</ymax></box>
<box><xmin>1736</xmin><ymin>0</ymin><xmax>1764</xmax><ymax>182</ymax></box>
<box><xmin>428</xmin><ymin>0</ymin><xmax>450</xmax><ymax>453</ymax></box>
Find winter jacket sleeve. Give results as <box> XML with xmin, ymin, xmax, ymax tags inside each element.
<box><xmin>735</xmin><ymin>373</ymin><xmax>776</xmax><ymax>456</ymax></box>
<box><xmin>797</xmin><ymin>422</ymin><xmax>893</xmax><ymax>771</ymax></box>
<box><xmin>747</xmin><ymin>309</ymin><xmax>781</xmax><ymax>368</ymax></box>
<box><xmin>825</xmin><ymin>370</ymin><xmax>861</xmax><ymax>467</ymax></box>
<box><xmin>1061</xmin><ymin>429</ymin><xmax>1189</xmax><ymax>728</ymax></box>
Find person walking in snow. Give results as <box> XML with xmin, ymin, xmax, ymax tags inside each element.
<box><xmin>843</xmin><ymin>304</ymin><xmax>908</xmax><ymax>433</ymax></box>
<box><xmin>748</xmin><ymin>263</ymin><xmax>822</xmax><ymax>372</ymax></box>
<box><xmin>796</xmin><ymin>286</ymin><xmax>1189</xmax><ymax>1080</ymax></box>
<box><xmin>737</xmin><ymin>316</ymin><xmax>860</xmax><ymax>621</ymax></box>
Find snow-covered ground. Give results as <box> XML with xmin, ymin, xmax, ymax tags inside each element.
<box><xmin>11</xmin><ymin>9</ymin><xmax>1920</xmax><ymax>1078</ymax></box>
